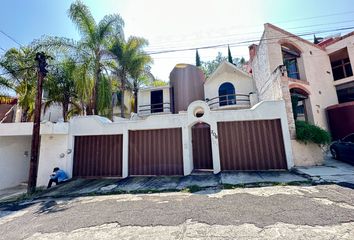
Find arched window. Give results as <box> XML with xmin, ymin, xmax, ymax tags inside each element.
<box><xmin>218</xmin><ymin>82</ymin><xmax>236</xmax><ymax>106</ymax></box>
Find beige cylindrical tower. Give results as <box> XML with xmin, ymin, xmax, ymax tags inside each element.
<box><xmin>169</xmin><ymin>64</ymin><xmax>206</xmax><ymax>113</ymax></box>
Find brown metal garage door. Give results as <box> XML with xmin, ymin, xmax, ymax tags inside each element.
<box><xmin>129</xmin><ymin>128</ymin><xmax>183</xmax><ymax>176</ymax></box>
<box><xmin>217</xmin><ymin>119</ymin><xmax>287</xmax><ymax>170</ymax></box>
<box><xmin>73</xmin><ymin>135</ymin><xmax>123</xmax><ymax>178</ymax></box>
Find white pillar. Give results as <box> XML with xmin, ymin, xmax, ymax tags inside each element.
<box><xmin>279</xmin><ymin>101</ymin><xmax>294</xmax><ymax>169</ymax></box>
<box><xmin>122</xmin><ymin>128</ymin><xmax>129</xmax><ymax>178</ymax></box>
<box><xmin>210</xmin><ymin>122</ymin><xmax>221</xmax><ymax>174</ymax></box>
<box><xmin>182</xmin><ymin>125</ymin><xmax>193</xmax><ymax>175</ymax></box>
<box><xmin>66</xmin><ymin>135</ymin><xmax>75</xmax><ymax>178</ymax></box>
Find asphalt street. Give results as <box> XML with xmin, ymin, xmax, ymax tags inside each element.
<box><xmin>1</xmin><ymin>184</ymin><xmax>354</xmax><ymax>239</ymax></box>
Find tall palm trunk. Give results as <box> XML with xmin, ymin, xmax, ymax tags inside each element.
<box><xmin>133</xmin><ymin>87</ymin><xmax>138</xmax><ymax>113</ymax></box>
<box><xmin>21</xmin><ymin>107</ymin><xmax>29</xmax><ymax>122</ymax></box>
<box><xmin>92</xmin><ymin>60</ymin><xmax>101</xmax><ymax>115</ymax></box>
<box><xmin>62</xmin><ymin>101</ymin><xmax>69</xmax><ymax>122</ymax></box>
<box><xmin>120</xmin><ymin>70</ymin><xmax>126</xmax><ymax>118</ymax></box>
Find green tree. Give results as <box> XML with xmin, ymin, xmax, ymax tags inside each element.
<box><xmin>200</xmin><ymin>52</ymin><xmax>248</xmax><ymax>78</ymax></box>
<box><xmin>72</xmin><ymin>56</ymin><xmax>94</xmax><ymax>115</ymax></box>
<box><xmin>227</xmin><ymin>45</ymin><xmax>233</xmax><ymax>64</ymax></box>
<box><xmin>109</xmin><ymin>36</ymin><xmax>151</xmax><ymax>117</ymax></box>
<box><xmin>0</xmin><ymin>47</ymin><xmax>37</xmax><ymax>122</ymax></box>
<box><xmin>150</xmin><ymin>79</ymin><xmax>168</xmax><ymax>87</ymax></box>
<box><xmin>196</xmin><ymin>49</ymin><xmax>201</xmax><ymax>67</ymax></box>
<box><xmin>44</xmin><ymin>59</ymin><xmax>81</xmax><ymax>122</ymax></box>
<box><xmin>200</xmin><ymin>52</ymin><xmax>226</xmax><ymax>78</ymax></box>
<box><xmin>67</xmin><ymin>0</ymin><xmax>124</xmax><ymax>115</ymax></box>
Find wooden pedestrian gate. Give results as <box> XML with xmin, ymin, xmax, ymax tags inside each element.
<box><xmin>217</xmin><ymin>119</ymin><xmax>287</xmax><ymax>170</ymax></box>
<box><xmin>73</xmin><ymin>135</ymin><xmax>123</xmax><ymax>178</ymax></box>
<box><xmin>192</xmin><ymin>123</ymin><xmax>213</xmax><ymax>170</ymax></box>
<box><xmin>129</xmin><ymin>128</ymin><xmax>184</xmax><ymax>176</ymax></box>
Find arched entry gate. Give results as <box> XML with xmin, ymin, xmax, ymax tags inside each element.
<box><xmin>191</xmin><ymin>122</ymin><xmax>213</xmax><ymax>170</ymax></box>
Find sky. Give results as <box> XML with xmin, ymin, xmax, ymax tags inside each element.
<box><xmin>1</xmin><ymin>0</ymin><xmax>354</xmax><ymax>80</ymax></box>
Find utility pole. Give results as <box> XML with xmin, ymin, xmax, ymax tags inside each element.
<box><xmin>27</xmin><ymin>52</ymin><xmax>49</xmax><ymax>194</ymax></box>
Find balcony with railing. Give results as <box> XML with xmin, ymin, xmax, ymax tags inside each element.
<box><xmin>206</xmin><ymin>93</ymin><xmax>251</xmax><ymax>110</ymax></box>
<box><xmin>138</xmin><ymin>102</ymin><xmax>171</xmax><ymax>115</ymax></box>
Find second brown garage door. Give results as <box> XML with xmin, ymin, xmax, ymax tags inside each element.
<box><xmin>217</xmin><ymin>119</ymin><xmax>287</xmax><ymax>170</ymax></box>
<box><xmin>129</xmin><ymin>128</ymin><xmax>184</xmax><ymax>176</ymax></box>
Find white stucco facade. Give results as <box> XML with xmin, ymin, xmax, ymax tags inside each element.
<box><xmin>36</xmin><ymin>134</ymin><xmax>71</xmax><ymax>187</ymax></box>
<box><xmin>0</xmin><ymin>100</ymin><xmax>293</xmax><ymax>188</ymax></box>
<box><xmin>0</xmin><ymin>136</ymin><xmax>31</xmax><ymax>190</ymax></box>
<box><xmin>137</xmin><ymin>85</ymin><xmax>171</xmax><ymax>115</ymax></box>
<box><xmin>204</xmin><ymin>61</ymin><xmax>257</xmax><ymax>109</ymax></box>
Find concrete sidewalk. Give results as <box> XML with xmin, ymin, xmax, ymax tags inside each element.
<box><xmin>34</xmin><ymin>171</ymin><xmax>308</xmax><ymax>199</ymax></box>
<box><xmin>5</xmin><ymin>157</ymin><xmax>354</xmax><ymax>203</ymax></box>
<box><xmin>0</xmin><ymin>184</ymin><xmax>27</xmax><ymax>202</ymax></box>
<box><xmin>295</xmin><ymin>155</ymin><xmax>354</xmax><ymax>185</ymax></box>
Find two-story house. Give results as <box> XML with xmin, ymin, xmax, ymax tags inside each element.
<box><xmin>250</xmin><ymin>23</ymin><xmax>354</xmax><ymax>140</ymax></box>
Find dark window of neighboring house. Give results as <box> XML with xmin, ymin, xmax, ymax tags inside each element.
<box><xmin>290</xmin><ymin>88</ymin><xmax>309</xmax><ymax>121</ymax></box>
<box><xmin>331</xmin><ymin>58</ymin><xmax>353</xmax><ymax>80</ymax></box>
<box><xmin>337</xmin><ymin>86</ymin><xmax>354</xmax><ymax>103</ymax></box>
<box><xmin>282</xmin><ymin>47</ymin><xmax>301</xmax><ymax>80</ymax></box>
<box><xmin>330</xmin><ymin>48</ymin><xmax>353</xmax><ymax>81</ymax></box>
<box><xmin>218</xmin><ymin>82</ymin><xmax>236</xmax><ymax>106</ymax></box>
<box><xmin>285</xmin><ymin>59</ymin><xmax>300</xmax><ymax>80</ymax></box>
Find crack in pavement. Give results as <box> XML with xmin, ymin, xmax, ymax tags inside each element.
<box><xmin>2</xmin><ymin>185</ymin><xmax>354</xmax><ymax>239</ymax></box>
<box><xmin>23</xmin><ymin>220</ymin><xmax>354</xmax><ymax>240</ymax></box>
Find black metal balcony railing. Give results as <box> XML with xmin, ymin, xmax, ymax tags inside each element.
<box><xmin>138</xmin><ymin>102</ymin><xmax>171</xmax><ymax>114</ymax></box>
<box><xmin>206</xmin><ymin>94</ymin><xmax>250</xmax><ymax>109</ymax></box>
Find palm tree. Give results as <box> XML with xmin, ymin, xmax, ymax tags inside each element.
<box><xmin>44</xmin><ymin>58</ymin><xmax>81</xmax><ymax>122</ymax></box>
<box><xmin>0</xmin><ymin>47</ymin><xmax>37</xmax><ymax>122</ymax></box>
<box><xmin>0</xmin><ymin>76</ymin><xmax>13</xmax><ymax>97</ymax></box>
<box><xmin>109</xmin><ymin>36</ymin><xmax>151</xmax><ymax>117</ymax></box>
<box><xmin>67</xmin><ymin>0</ymin><xmax>124</xmax><ymax>115</ymax></box>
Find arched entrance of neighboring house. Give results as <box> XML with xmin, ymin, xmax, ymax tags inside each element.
<box><xmin>218</xmin><ymin>82</ymin><xmax>236</xmax><ymax>106</ymax></box>
<box><xmin>191</xmin><ymin>122</ymin><xmax>213</xmax><ymax>170</ymax></box>
<box><xmin>290</xmin><ymin>87</ymin><xmax>311</xmax><ymax>122</ymax></box>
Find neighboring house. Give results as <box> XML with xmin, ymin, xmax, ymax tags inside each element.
<box><xmin>319</xmin><ymin>32</ymin><xmax>354</xmax><ymax>139</ymax></box>
<box><xmin>250</xmin><ymin>23</ymin><xmax>354</xmax><ymax>140</ymax></box>
<box><xmin>250</xmin><ymin>23</ymin><xmax>339</xmax><ymax>136</ymax></box>
<box><xmin>322</xmin><ymin>32</ymin><xmax>354</xmax><ymax>102</ymax></box>
<box><xmin>137</xmin><ymin>62</ymin><xmax>257</xmax><ymax>116</ymax></box>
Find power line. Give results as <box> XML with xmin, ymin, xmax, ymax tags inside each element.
<box><xmin>146</xmin><ymin>26</ymin><xmax>354</xmax><ymax>55</ymax></box>
<box><xmin>273</xmin><ymin>10</ymin><xmax>354</xmax><ymax>25</ymax></box>
<box><xmin>145</xmin><ymin>10</ymin><xmax>354</xmax><ymax>50</ymax></box>
<box><xmin>146</xmin><ymin>19</ymin><xmax>354</xmax><ymax>51</ymax></box>
<box><xmin>0</xmin><ymin>30</ymin><xmax>23</xmax><ymax>47</ymax></box>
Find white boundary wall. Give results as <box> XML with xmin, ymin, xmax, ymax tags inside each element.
<box><xmin>0</xmin><ymin>100</ymin><xmax>293</xmax><ymax>188</ymax></box>
<box><xmin>0</xmin><ymin>136</ymin><xmax>31</xmax><ymax>190</ymax></box>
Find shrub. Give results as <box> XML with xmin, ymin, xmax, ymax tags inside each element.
<box><xmin>295</xmin><ymin>120</ymin><xmax>331</xmax><ymax>145</ymax></box>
